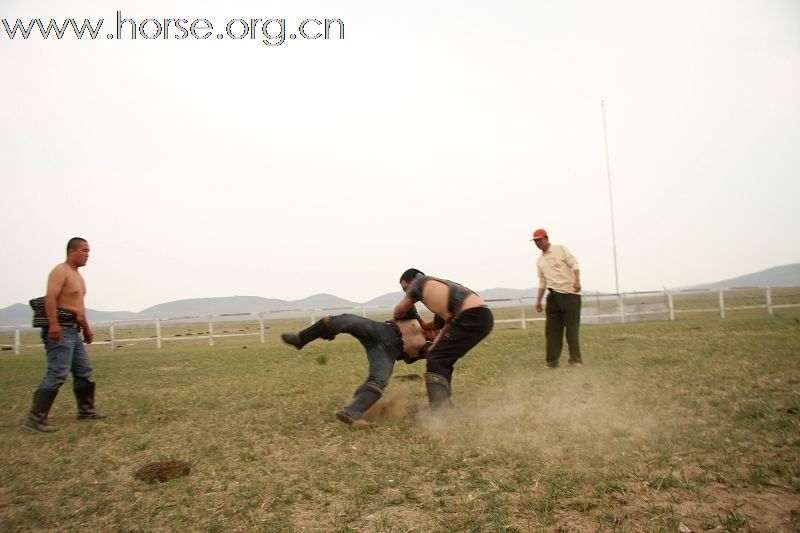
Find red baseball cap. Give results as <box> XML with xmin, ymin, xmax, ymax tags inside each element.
<box><xmin>530</xmin><ymin>228</ymin><xmax>548</xmax><ymax>241</ymax></box>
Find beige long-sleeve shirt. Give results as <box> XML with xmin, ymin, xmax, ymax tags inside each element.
<box><xmin>537</xmin><ymin>244</ymin><xmax>580</xmax><ymax>294</ymax></box>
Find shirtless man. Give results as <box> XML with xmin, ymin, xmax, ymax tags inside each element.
<box><xmin>23</xmin><ymin>237</ymin><xmax>106</xmax><ymax>433</ymax></box>
<box><xmin>393</xmin><ymin>269</ymin><xmax>494</xmax><ymax>410</ymax></box>
<box><xmin>281</xmin><ymin>314</ymin><xmax>435</xmax><ymax>426</ymax></box>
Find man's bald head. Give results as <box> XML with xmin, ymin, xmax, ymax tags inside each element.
<box><xmin>399</xmin><ymin>268</ymin><xmax>424</xmax><ymax>284</ymax></box>
<box><xmin>67</xmin><ymin>237</ymin><xmax>87</xmax><ymax>253</ymax></box>
<box><xmin>65</xmin><ymin>238</ymin><xmax>90</xmax><ymax>267</ymax></box>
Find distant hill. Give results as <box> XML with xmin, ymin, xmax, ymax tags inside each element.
<box><xmin>2</xmin><ymin>264</ymin><xmax>796</xmax><ymax>326</ymax></box>
<box><xmin>479</xmin><ymin>287</ymin><xmax>538</xmax><ymax>300</ymax></box>
<box><xmin>682</xmin><ymin>263</ymin><xmax>800</xmax><ymax>290</ymax></box>
<box><xmin>137</xmin><ymin>296</ymin><xmax>293</xmax><ymax>318</ymax></box>
<box><xmin>0</xmin><ymin>303</ymin><xmax>137</xmax><ymax>327</ymax></box>
<box><xmin>0</xmin><ymin>303</ymin><xmax>33</xmax><ymax>327</ymax></box>
<box><xmin>290</xmin><ymin>293</ymin><xmax>358</xmax><ymax>309</ymax></box>
<box><xmin>363</xmin><ymin>292</ymin><xmax>405</xmax><ymax>307</ymax></box>
<box><xmin>87</xmin><ymin>309</ymin><xmax>138</xmax><ymax>322</ymax></box>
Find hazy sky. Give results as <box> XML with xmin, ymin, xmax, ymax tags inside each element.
<box><xmin>2</xmin><ymin>0</ymin><xmax>798</xmax><ymax>312</ymax></box>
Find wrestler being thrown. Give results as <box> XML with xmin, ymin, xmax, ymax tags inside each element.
<box><xmin>281</xmin><ymin>312</ymin><xmax>437</xmax><ymax>426</ymax></box>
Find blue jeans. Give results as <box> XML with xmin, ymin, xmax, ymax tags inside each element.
<box><xmin>37</xmin><ymin>326</ymin><xmax>94</xmax><ymax>391</ymax></box>
<box><xmin>329</xmin><ymin>314</ymin><xmax>402</xmax><ymax>391</ymax></box>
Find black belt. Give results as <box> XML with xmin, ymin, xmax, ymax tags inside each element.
<box><xmin>386</xmin><ymin>320</ymin><xmax>401</xmax><ymax>337</ymax></box>
<box><xmin>387</xmin><ymin>321</ymin><xmax>411</xmax><ymax>361</ymax></box>
<box><xmin>386</xmin><ymin>320</ymin><xmax>404</xmax><ymax>345</ymax></box>
<box><xmin>548</xmin><ymin>289</ymin><xmax>578</xmax><ymax>298</ymax></box>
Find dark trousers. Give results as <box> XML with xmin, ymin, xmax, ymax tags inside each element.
<box><xmin>327</xmin><ymin>314</ymin><xmax>401</xmax><ymax>391</ymax></box>
<box><xmin>426</xmin><ymin>307</ymin><xmax>494</xmax><ymax>382</ymax></box>
<box><xmin>545</xmin><ymin>291</ymin><xmax>582</xmax><ymax>366</ymax></box>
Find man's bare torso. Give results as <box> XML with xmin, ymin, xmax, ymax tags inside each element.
<box><xmin>395</xmin><ymin>319</ymin><xmax>428</xmax><ymax>358</ymax></box>
<box><xmin>52</xmin><ymin>263</ymin><xmax>87</xmax><ymax>317</ymax></box>
<box><xmin>417</xmin><ymin>279</ymin><xmax>485</xmax><ymax>321</ymax></box>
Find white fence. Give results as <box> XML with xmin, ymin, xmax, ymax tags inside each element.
<box><xmin>1</xmin><ymin>286</ymin><xmax>799</xmax><ymax>355</ymax></box>
<box><xmin>492</xmin><ymin>285</ymin><xmax>800</xmax><ymax>325</ymax></box>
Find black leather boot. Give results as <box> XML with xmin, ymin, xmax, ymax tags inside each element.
<box><xmin>336</xmin><ymin>383</ymin><xmax>382</xmax><ymax>426</ymax></box>
<box><xmin>424</xmin><ymin>372</ymin><xmax>452</xmax><ymax>409</ymax></box>
<box><xmin>74</xmin><ymin>378</ymin><xmax>106</xmax><ymax>420</ymax></box>
<box><xmin>281</xmin><ymin>317</ymin><xmax>336</xmax><ymax>350</ymax></box>
<box><xmin>22</xmin><ymin>389</ymin><xmax>59</xmax><ymax>433</ymax></box>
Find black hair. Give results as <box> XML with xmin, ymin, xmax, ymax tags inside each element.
<box><xmin>399</xmin><ymin>268</ymin><xmax>425</xmax><ymax>283</ymax></box>
<box><xmin>66</xmin><ymin>237</ymin><xmax>87</xmax><ymax>252</ymax></box>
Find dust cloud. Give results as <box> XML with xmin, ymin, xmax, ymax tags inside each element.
<box><xmin>367</xmin><ymin>369</ymin><xmax>666</xmax><ymax>460</ymax></box>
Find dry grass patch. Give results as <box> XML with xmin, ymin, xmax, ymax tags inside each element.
<box><xmin>1</xmin><ymin>315</ymin><xmax>799</xmax><ymax>531</ymax></box>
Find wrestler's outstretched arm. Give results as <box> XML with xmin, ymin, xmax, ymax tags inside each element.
<box><xmin>393</xmin><ymin>294</ymin><xmax>415</xmax><ymax>320</ymax></box>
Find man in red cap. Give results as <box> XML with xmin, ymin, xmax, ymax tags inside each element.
<box><xmin>531</xmin><ymin>229</ymin><xmax>583</xmax><ymax>368</ymax></box>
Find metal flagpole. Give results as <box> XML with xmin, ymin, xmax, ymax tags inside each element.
<box><xmin>601</xmin><ymin>100</ymin><xmax>620</xmax><ymax>296</ymax></box>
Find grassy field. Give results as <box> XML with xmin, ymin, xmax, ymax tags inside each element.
<box><xmin>1</xmin><ymin>315</ymin><xmax>799</xmax><ymax>532</ymax></box>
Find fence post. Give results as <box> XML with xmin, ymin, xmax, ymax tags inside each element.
<box><xmin>14</xmin><ymin>327</ymin><xmax>20</xmax><ymax>355</ymax></box>
<box><xmin>155</xmin><ymin>318</ymin><xmax>162</xmax><ymax>349</ymax></box>
<box><xmin>310</xmin><ymin>310</ymin><xmax>316</xmax><ymax>325</ymax></box>
<box><xmin>766</xmin><ymin>287</ymin><xmax>773</xmax><ymax>316</ymax></box>
<box><xmin>362</xmin><ymin>305</ymin><xmax>367</xmax><ymax>318</ymax></box>
<box><xmin>259</xmin><ymin>312</ymin><xmax>265</xmax><ymax>343</ymax></box>
<box><xmin>618</xmin><ymin>293</ymin><xmax>626</xmax><ymax>323</ymax></box>
<box><xmin>520</xmin><ymin>298</ymin><xmax>526</xmax><ymax>329</ymax></box>
<box><xmin>208</xmin><ymin>316</ymin><xmax>214</xmax><ymax>346</ymax></box>
<box><xmin>667</xmin><ymin>290</ymin><xmax>675</xmax><ymax>321</ymax></box>
<box><xmin>718</xmin><ymin>289</ymin><xmax>726</xmax><ymax>319</ymax></box>
<box><xmin>109</xmin><ymin>320</ymin><xmax>116</xmax><ymax>351</ymax></box>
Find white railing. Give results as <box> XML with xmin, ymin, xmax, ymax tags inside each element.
<box><xmin>1</xmin><ymin>286</ymin><xmax>798</xmax><ymax>354</ymax></box>
<box><xmin>103</xmin><ymin>312</ymin><xmax>270</xmax><ymax>349</ymax></box>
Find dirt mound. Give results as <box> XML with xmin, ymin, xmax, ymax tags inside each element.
<box><xmin>134</xmin><ymin>460</ymin><xmax>191</xmax><ymax>483</ymax></box>
<box><xmin>363</xmin><ymin>387</ymin><xmax>419</xmax><ymax>423</ymax></box>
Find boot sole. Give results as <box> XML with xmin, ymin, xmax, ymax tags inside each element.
<box><xmin>335</xmin><ymin>411</ymin><xmax>373</xmax><ymax>428</ymax></box>
<box><xmin>335</xmin><ymin>411</ymin><xmax>355</xmax><ymax>425</ymax></box>
<box><xmin>21</xmin><ymin>422</ymin><xmax>58</xmax><ymax>433</ymax></box>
